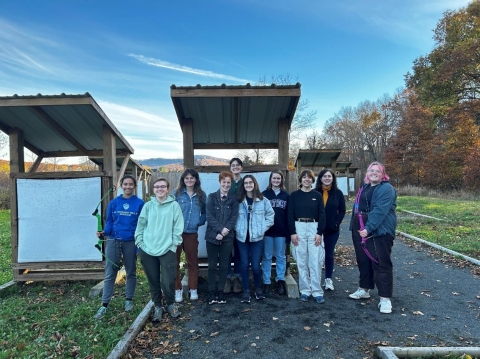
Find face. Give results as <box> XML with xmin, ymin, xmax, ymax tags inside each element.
<box><xmin>230</xmin><ymin>161</ymin><xmax>242</xmax><ymax>175</ymax></box>
<box><xmin>367</xmin><ymin>165</ymin><xmax>382</xmax><ymax>184</ymax></box>
<box><xmin>321</xmin><ymin>172</ymin><xmax>333</xmax><ymax>186</ymax></box>
<box><xmin>184</xmin><ymin>174</ymin><xmax>196</xmax><ymax>188</ymax></box>
<box><xmin>301</xmin><ymin>174</ymin><xmax>313</xmax><ymax>188</ymax></box>
<box><xmin>121</xmin><ymin>178</ymin><xmax>135</xmax><ymax>196</ymax></box>
<box><xmin>220</xmin><ymin>177</ymin><xmax>232</xmax><ymax>193</ymax></box>
<box><xmin>243</xmin><ymin>177</ymin><xmax>255</xmax><ymax>193</ymax></box>
<box><xmin>153</xmin><ymin>180</ymin><xmax>168</xmax><ymax>199</ymax></box>
<box><xmin>271</xmin><ymin>173</ymin><xmax>282</xmax><ymax>188</ymax></box>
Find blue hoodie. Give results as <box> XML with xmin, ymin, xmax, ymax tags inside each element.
<box><xmin>103</xmin><ymin>195</ymin><xmax>144</xmax><ymax>241</ymax></box>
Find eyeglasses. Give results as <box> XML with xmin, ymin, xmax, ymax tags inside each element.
<box><xmin>231</xmin><ymin>164</ymin><xmax>242</xmax><ymax>167</ymax></box>
<box><xmin>153</xmin><ymin>185</ymin><xmax>167</xmax><ymax>189</ymax></box>
<box><xmin>368</xmin><ymin>169</ymin><xmax>382</xmax><ymax>174</ymax></box>
<box><xmin>244</xmin><ymin>181</ymin><xmax>254</xmax><ymax>185</ymax></box>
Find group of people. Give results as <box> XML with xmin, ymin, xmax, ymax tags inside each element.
<box><xmin>94</xmin><ymin>159</ymin><xmax>397</xmax><ymax>321</ymax></box>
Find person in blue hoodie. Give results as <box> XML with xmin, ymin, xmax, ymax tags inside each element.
<box><xmin>172</xmin><ymin>169</ymin><xmax>206</xmax><ymax>302</ymax></box>
<box><xmin>261</xmin><ymin>170</ymin><xmax>290</xmax><ymax>296</ymax></box>
<box><xmin>94</xmin><ymin>175</ymin><xmax>144</xmax><ymax>319</ymax></box>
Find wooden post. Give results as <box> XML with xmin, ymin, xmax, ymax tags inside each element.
<box><xmin>102</xmin><ymin>125</ymin><xmax>116</xmax><ymax>210</ymax></box>
<box><xmin>278</xmin><ymin>118</ymin><xmax>289</xmax><ymax>188</ymax></box>
<box><xmin>182</xmin><ymin>118</ymin><xmax>194</xmax><ymax>168</ymax></box>
<box><xmin>9</xmin><ymin>128</ymin><xmax>25</xmax><ymax>280</ymax></box>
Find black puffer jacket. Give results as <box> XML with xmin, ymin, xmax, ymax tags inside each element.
<box><xmin>205</xmin><ymin>190</ymin><xmax>239</xmax><ymax>245</ymax></box>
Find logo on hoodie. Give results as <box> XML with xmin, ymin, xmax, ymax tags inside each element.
<box><xmin>123</xmin><ymin>203</ymin><xmax>130</xmax><ymax>210</ymax></box>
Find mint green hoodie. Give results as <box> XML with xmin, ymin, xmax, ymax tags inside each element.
<box><xmin>135</xmin><ymin>194</ymin><xmax>184</xmax><ymax>257</ymax></box>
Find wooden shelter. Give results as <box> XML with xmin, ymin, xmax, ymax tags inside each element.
<box><xmin>170</xmin><ymin>83</ymin><xmax>301</xmax><ymax>179</ymax></box>
<box><xmin>0</xmin><ymin>93</ymin><xmax>135</xmax><ymax>281</ymax></box>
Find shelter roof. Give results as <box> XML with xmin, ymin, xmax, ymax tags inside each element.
<box><xmin>294</xmin><ymin>149</ymin><xmax>342</xmax><ymax>168</ymax></box>
<box><xmin>170</xmin><ymin>83</ymin><xmax>301</xmax><ymax>149</ymax></box>
<box><xmin>88</xmin><ymin>156</ymin><xmax>151</xmax><ymax>175</ymax></box>
<box><xmin>335</xmin><ymin>161</ymin><xmax>353</xmax><ymax>172</ymax></box>
<box><xmin>0</xmin><ymin>93</ymin><xmax>134</xmax><ymax>157</ymax></box>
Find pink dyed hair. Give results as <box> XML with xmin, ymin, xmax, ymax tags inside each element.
<box><xmin>364</xmin><ymin>161</ymin><xmax>390</xmax><ymax>184</ymax></box>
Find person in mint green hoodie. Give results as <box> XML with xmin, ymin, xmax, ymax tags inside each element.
<box><xmin>135</xmin><ymin>177</ymin><xmax>184</xmax><ymax>320</ymax></box>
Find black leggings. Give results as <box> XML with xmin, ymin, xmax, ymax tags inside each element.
<box><xmin>352</xmin><ymin>214</ymin><xmax>394</xmax><ymax>298</ymax></box>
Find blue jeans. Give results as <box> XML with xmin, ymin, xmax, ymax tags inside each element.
<box><xmin>237</xmin><ymin>239</ymin><xmax>264</xmax><ymax>291</ymax></box>
<box><xmin>262</xmin><ymin>236</ymin><xmax>286</xmax><ymax>283</ymax></box>
<box><xmin>324</xmin><ymin>231</ymin><xmax>340</xmax><ymax>279</ymax></box>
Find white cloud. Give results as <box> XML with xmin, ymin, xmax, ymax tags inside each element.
<box><xmin>128</xmin><ymin>54</ymin><xmax>253</xmax><ymax>83</ymax></box>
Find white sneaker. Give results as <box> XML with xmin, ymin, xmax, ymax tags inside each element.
<box><xmin>378</xmin><ymin>298</ymin><xmax>392</xmax><ymax>313</ymax></box>
<box><xmin>324</xmin><ymin>278</ymin><xmax>334</xmax><ymax>291</ymax></box>
<box><xmin>349</xmin><ymin>287</ymin><xmax>370</xmax><ymax>299</ymax></box>
<box><xmin>189</xmin><ymin>289</ymin><xmax>198</xmax><ymax>301</ymax></box>
<box><xmin>175</xmin><ymin>289</ymin><xmax>183</xmax><ymax>303</ymax></box>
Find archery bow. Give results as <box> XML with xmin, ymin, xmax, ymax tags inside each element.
<box><xmin>92</xmin><ymin>185</ymin><xmax>121</xmax><ymax>268</ymax></box>
<box><xmin>355</xmin><ymin>186</ymin><xmax>379</xmax><ymax>264</ymax></box>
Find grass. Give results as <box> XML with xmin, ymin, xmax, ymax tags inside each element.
<box><xmin>0</xmin><ymin>209</ymin><xmax>153</xmax><ymax>358</ymax></box>
<box><xmin>397</xmin><ymin>196</ymin><xmax>480</xmax><ymax>258</ymax></box>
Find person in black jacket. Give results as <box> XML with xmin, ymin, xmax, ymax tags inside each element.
<box><xmin>205</xmin><ymin>171</ymin><xmax>240</xmax><ymax>305</ymax></box>
<box><xmin>261</xmin><ymin>170</ymin><xmax>290</xmax><ymax>295</ymax></box>
<box><xmin>314</xmin><ymin>169</ymin><xmax>346</xmax><ymax>291</ymax></box>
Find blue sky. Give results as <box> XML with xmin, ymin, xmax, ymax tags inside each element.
<box><xmin>0</xmin><ymin>0</ymin><xmax>471</xmax><ymax>161</ymax></box>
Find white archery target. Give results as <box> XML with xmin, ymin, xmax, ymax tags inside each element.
<box><xmin>17</xmin><ymin>177</ymin><xmax>103</xmax><ymax>262</ymax></box>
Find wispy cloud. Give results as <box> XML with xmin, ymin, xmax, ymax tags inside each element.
<box><xmin>129</xmin><ymin>54</ymin><xmax>252</xmax><ymax>83</ymax></box>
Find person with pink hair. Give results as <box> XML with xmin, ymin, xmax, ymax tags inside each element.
<box><xmin>348</xmin><ymin>161</ymin><xmax>397</xmax><ymax>314</ymax></box>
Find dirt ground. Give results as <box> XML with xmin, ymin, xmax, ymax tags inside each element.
<box><xmin>128</xmin><ymin>219</ymin><xmax>480</xmax><ymax>359</ymax></box>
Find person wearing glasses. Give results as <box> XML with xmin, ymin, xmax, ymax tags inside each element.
<box><xmin>135</xmin><ymin>178</ymin><xmax>184</xmax><ymax>320</ymax></box>
<box><xmin>235</xmin><ymin>175</ymin><xmax>275</xmax><ymax>303</ymax></box>
<box><xmin>288</xmin><ymin>170</ymin><xmax>326</xmax><ymax>303</ymax></box>
<box><xmin>349</xmin><ymin>162</ymin><xmax>397</xmax><ymax>314</ymax></box>
<box><xmin>224</xmin><ymin>157</ymin><xmax>244</xmax><ymax>294</ymax></box>
<box><xmin>314</xmin><ymin>169</ymin><xmax>346</xmax><ymax>291</ymax></box>
<box><xmin>172</xmin><ymin>169</ymin><xmax>207</xmax><ymax>303</ymax></box>
<box><xmin>205</xmin><ymin>171</ymin><xmax>239</xmax><ymax>305</ymax></box>
<box><xmin>93</xmin><ymin>175</ymin><xmax>144</xmax><ymax>319</ymax></box>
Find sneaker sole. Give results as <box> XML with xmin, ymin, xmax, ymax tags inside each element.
<box><xmin>349</xmin><ymin>294</ymin><xmax>370</xmax><ymax>299</ymax></box>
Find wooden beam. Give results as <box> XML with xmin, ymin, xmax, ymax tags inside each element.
<box><xmin>116</xmin><ymin>154</ymin><xmax>130</xmax><ymax>189</ymax></box>
<box><xmin>42</xmin><ymin>149</ymin><xmax>130</xmax><ymax>158</ymax></box>
<box><xmin>103</xmin><ymin>125</ymin><xmax>116</xmax><ymax>199</ymax></box>
<box><xmin>30</xmin><ymin>106</ymin><xmax>89</xmax><ymax>154</ymax></box>
<box><xmin>182</xmin><ymin>118</ymin><xmax>194</xmax><ymax>168</ymax></box>
<box><xmin>0</xmin><ymin>96</ymin><xmax>94</xmax><ymax>107</ymax></box>
<box><xmin>13</xmin><ymin>270</ymin><xmax>104</xmax><ymax>282</ymax></box>
<box><xmin>194</xmin><ymin>164</ymin><xmax>287</xmax><ymax>173</ymax></box>
<box><xmin>11</xmin><ymin>171</ymin><xmax>109</xmax><ymax>179</ymax></box>
<box><xmin>171</xmin><ymin>88</ymin><xmax>301</xmax><ymax>98</ymax></box>
<box><xmin>194</xmin><ymin>143</ymin><xmax>279</xmax><ymax>150</ymax></box>
<box><xmin>9</xmin><ymin>128</ymin><xmax>25</xmax><ymax>173</ymax></box>
<box><xmin>12</xmin><ymin>261</ymin><xmax>104</xmax><ymax>269</ymax></box>
<box><xmin>278</xmin><ymin>118</ymin><xmax>289</xmax><ymax>168</ymax></box>
<box><xmin>28</xmin><ymin>154</ymin><xmax>44</xmax><ymax>173</ymax></box>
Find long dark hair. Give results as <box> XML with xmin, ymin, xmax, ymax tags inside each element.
<box><xmin>175</xmin><ymin>168</ymin><xmax>204</xmax><ymax>206</ymax></box>
<box><xmin>315</xmin><ymin>168</ymin><xmax>338</xmax><ymax>200</ymax></box>
<box><xmin>266</xmin><ymin>170</ymin><xmax>286</xmax><ymax>191</ymax></box>
<box><xmin>238</xmin><ymin>174</ymin><xmax>263</xmax><ymax>201</ymax></box>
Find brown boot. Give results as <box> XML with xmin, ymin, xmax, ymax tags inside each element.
<box><xmin>233</xmin><ymin>277</ymin><xmax>242</xmax><ymax>293</ymax></box>
<box><xmin>223</xmin><ymin>277</ymin><xmax>232</xmax><ymax>294</ymax></box>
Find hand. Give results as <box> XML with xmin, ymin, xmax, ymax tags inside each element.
<box><xmin>358</xmin><ymin>229</ymin><xmax>368</xmax><ymax>238</ymax></box>
<box><xmin>216</xmin><ymin>233</ymin><xmax>224</xmax><ymax>241</ymax></box>
<box><xmin>221</xmin><ymin>227</ymin><xmax>230</xmax><ymax>236</ymax></box>
<box><xmin>96</xmin><ymin>231</ymin><xmax>104</xmax><ymax>238</ymax></box>
<box><xmin>314</xmin><ymin>234</ymin><xmax>323</xmax><ymax>247</ymax></box>
<box><xmin>291</xmin><ymin>234</ymin><xmax>299</xmax><ymax>246</ymax></box>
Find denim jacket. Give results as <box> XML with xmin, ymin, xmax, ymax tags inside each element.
<box><xmin>235</xmin><ymin>197</ymin><xmax>275</xmax><ymax>243</ymax></box>
<box><xmin>172</xmin><ymin>189</ymin><xmax>207</xmax><ymax>233</ymax></box>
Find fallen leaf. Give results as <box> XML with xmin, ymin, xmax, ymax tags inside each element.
<box><xmin>255</xmin><ymin>336</ymin><xmax>259</xmax><ymax>339</ymax></box>
<box><xmin>251</xmin><ymin>343</ymin><xmax>256</xmax><ymax>347</ymax></box>
<box><xmin>412</xmin><ymin>311</ymin><xmax>424</xmax><ymax>316</ymax></box>
<box><xmin>304</xmin><ymin>326</ymin><xmax>311</xmax><ymax>330</ymax></box>
<box><xmin>242</xmin><ymin>308</ymin><xmax>253</xmax><ymax>312</ymax></box>
<box><xmin>272</xmin><ymin>317</ymin><xmax>278</xmax><ymax>320</ymax></box>
<box><xmin>323</xmin><ymin>323</ymin><xmax>330</xmax><ymax>327</ymax></box>
<box><xmin>304</xmin><ymin>347</ymin><xmax>311</xmax><ymax>351</ymax></box>
<box><xmin>452</xmin><ymin>292</ymin><xmax>459</xmax><ymax>295</ymax></box>
<box><xmin>189</xmin><ymin>330</ymin><xmax>195</xmax><ymax>333</ymax></box>
<box><xmin>210</xmin><ymin>332</ymin><xmax>219</xmax><ymax>337</ymax></box>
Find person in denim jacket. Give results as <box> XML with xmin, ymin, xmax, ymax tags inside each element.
<box><xmin>235</xmin><ymin>175</ymin><xmax>274</xmax><ymax>303</ymax></box>
<box><xmin>205</xmin><ymin>171</ymin><xmax>239</xmax><ymax>305</ymax></box>
<box><xmin>172</xmin><ymin>169</ymin><xmax>207</xmax><ymax>302</ymax></box>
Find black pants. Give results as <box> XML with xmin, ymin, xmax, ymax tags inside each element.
<box><xmin>206</xmin><ymin>240</ymin><xmax>234</xmax><ymax>292</ymax></box>
<box><xmin>352</xmin><ymin>214</ymin><xmax>394</xmax><ymax>298</ymax></box>
<box><xmin>139</xmin><ymin>248</ymin><xmax>177</xmax><ymax>306</ymax></box>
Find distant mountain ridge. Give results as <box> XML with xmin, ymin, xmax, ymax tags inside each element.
<box><xmin>138</xmin><ymin>155</ymin><xmax>229</xmax><ymax>168</ymax></box>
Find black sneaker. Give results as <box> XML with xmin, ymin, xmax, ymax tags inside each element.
<box><xmin>277</xmin><ymin>280</ymin><xmax>286</xmax><ymax>295</ymax></box>
<box><xmin>217</xmin><ymin>291</ymin><xmax>226</xmax><ymax>304</ymax></box>
<box><xmin>208</xmin><ymin>291</ymin><xmax>218</xmax><ymax>305</ymax></box>
<box><xmin>255</xmin><ymin>288</ymin><xmax>265</xmax><ymax>300</ymax></box>
<box><xmin>240</xmin><ymin>291</ymin><xmax>251</xmax><ymax>303</ymax></box>
<box><xmin>263</xmin><ymin>284</ymin><xmax>271</xmax><ymax>294</ymax></box>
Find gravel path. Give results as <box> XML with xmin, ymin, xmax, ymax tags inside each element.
<box><xmin>129</xmin><ymin>220</ymin><xmax>480</xmax><ymax>359</ymax></box>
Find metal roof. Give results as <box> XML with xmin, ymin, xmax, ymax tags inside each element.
<box><xmin>170</xmin><ymin>83</ymin><xmax>301</xmax><ymax>149</ymax></box>
<box><xmin>335</xmin><ymin>161</ymin><xmax>353</xmax><ymax>172</ymax></box>
<box><xmin>294</xmin><ymin>149</ymin><xmax>342</xmax><ymax>168</ymax></box>
<box><xmin>0</xmin><ymin>93</ymin><xmax>134</xmax><ymax>157</ymax></box>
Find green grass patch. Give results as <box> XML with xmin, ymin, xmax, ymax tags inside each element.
<box><xmin>0</xmin><ymin>210</ymin><xmax>153</xmax><ymax>358</ymax></box>
<box><xmin>397</xmin><ymin>196</ymin><xmax>480</xmax><ymax>258</ymax></box>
